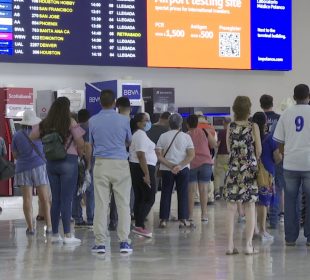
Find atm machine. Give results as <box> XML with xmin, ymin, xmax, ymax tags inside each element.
<box><xmin>0</xmin><ymin>87</ymin><xmax>34</xmax><ymax>195</ymax></box>
<box><xmin>178</xmin><ymin>106</ymin><xmax>231</xmax><ymax>131</ymax></box>
<box><xmin>85</xmin><ymin>80</ymin><xmax>144</xmax><ymax>116</ymax></box>
<box><xmin>36</xmin><ymin>89</ymin><xmax>85</xmax><ymax>119</ymax></box>
<box><xmin>142</xmin><ymin>87</ymin><xmax>176</xmax><ymax>122</ymax></box>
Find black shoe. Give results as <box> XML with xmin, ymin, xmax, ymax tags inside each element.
<box><xmin>0</xmin><ymin>206</ymin><xmax>2</xmax><ymax>212</ymax></box>
<box><xmin>207</xmin><ymin>201</ymin><xmax>215</xmax><ymax>206</ymax></box>
<box><xmin>74</xmin><ymin>221</ymin><xmax>88</xmax><ymax>228</ymax></box>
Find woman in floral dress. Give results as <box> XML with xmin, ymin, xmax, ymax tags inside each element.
<box><xmin>224</xmin><ymin>96</ymin><xmax>261</xmax><ymax>255</ymax></box>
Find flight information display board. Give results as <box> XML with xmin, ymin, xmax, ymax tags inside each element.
<box><xmin>0</xmin><ymin>0</ymin><xmax>292</xmax><ymax>70</ymax></box>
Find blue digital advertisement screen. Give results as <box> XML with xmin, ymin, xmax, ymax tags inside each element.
<box><xmin>0</xmin><ymin>0</ymin><xmax>292</xmax><ymax>70</ymax></box>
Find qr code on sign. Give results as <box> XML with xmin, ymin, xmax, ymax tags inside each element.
<box><xmin>219</xmin><ymin>32</ymin><xmax>240</xmax><ymax>57</ymax></box>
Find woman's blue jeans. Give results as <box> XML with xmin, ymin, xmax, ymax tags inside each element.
<box><xmin>47</xmin><ymin>155</ymin><xmax>78</xmax><ymax>234</ymax></box>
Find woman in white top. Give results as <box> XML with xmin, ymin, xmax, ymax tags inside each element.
<box><xmin>156</xmin><ymin>113</ymin><xmax>195</xmax><ymax>229</ymax></box>
<box><xmin>129</xmin><ymin>113</ymin><xmax>157</xmax><ymax>238</ymax></box>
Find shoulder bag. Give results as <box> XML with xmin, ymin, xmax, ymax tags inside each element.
<box><xmin>22</xmin><ymin>131</ymin><xmax>46</xmax><ymax>163</ymax></box>
<box><xmin>157</xmin><ymin>130</ymin><xmax>181</xmax><ymax>177</ymax></box>
<box><xmin>257</xmin><ymin>160</ymin><xmax>273</xmax><ymax>187</ymax></box>
<box><xmin>255</xmin><ymin>133</ymin><xmax>273</xmax><ymax>188</ymax></box>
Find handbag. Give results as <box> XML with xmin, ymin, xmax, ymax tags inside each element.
<box><xmin>0</xmin><ymin>156</ymin><xmax>15</xmax><ymax>181</ymax></box>
<box><xmin>257</xmin><ymin>160</ymin><xmax>273</xmax><ymax>187</ymax></box>
<box><xmin>157</xmin><ymin>130</ymin><xmax>181</xmax><ymax>177</ymax></box>
<box><xmin>41</xmin><ymin>132</ymin><xmax>73</xmax><ymax>161</ymax></box>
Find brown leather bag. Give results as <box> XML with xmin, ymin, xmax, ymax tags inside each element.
<box><xmin>257</xmin><ymin>160</ymin><xmax>273</xmax><ymax>187</ymax></box>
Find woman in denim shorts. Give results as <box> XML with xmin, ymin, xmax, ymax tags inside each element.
<box><xmin>12</xmin><ymin>110</ymin><xmax>52</xmax><ymax>235</ymax></box>
<box><xmin>187</xmin><ymin>114</ymin><xmax>217</xmax><ymax>222</ymax></box>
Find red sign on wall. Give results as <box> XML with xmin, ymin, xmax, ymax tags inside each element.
<box><xmin>6</xmin><ymin>88</ymin><xmax>33</xmax><ymax>105</ymax></box>
<box><xmin>4</xmin><ymin>88</ymin><xmax>34</xmax><ymax>118</ymax></box>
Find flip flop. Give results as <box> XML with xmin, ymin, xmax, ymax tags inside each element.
<box><xmin>226</xmin><ymin>248</ymin><xmax>239</xmax><ymax>255</ymax></box>
<box><xmin>244</xmin><ymin>247</ymin><xmax>259</xmax><ymax>255</ymax></box>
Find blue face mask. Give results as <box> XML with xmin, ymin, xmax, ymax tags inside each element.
<box><xmin>144</xmin><ymin>121</ymin><xmax>152</xmax><ymax>132</ymax></box>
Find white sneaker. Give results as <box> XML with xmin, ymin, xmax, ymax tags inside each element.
<box><xmin>63</xmin><ymin>236</ymin><xmax>82</xmax><ymax>244</ymax></box>
<box><xmin>260</xmin><ymin>232</ymin><xmax>274</xmax><ymax>242</ymax></box>
<box><xmin>51</xmin><ymin>235</ymin><xmax>63</xmax><ymax>243</ymax></box>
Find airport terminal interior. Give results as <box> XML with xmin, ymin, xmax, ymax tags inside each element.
<box><xmin>1</xmin><ymin>195</ymin><xmax>310</xmax><ymax>280</ymax></box>
<box><xmin>1</xmin><ymin>1</ymin><xmax>310</xmax><ymax>280</ymax></box>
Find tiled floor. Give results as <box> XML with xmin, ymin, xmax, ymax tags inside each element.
<box><xmin>1</xmin><ymin>196</ymin><xmax>310</xmax><ymax>280</ymax></box>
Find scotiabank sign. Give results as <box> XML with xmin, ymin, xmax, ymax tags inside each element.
<box><xmin>7</xmin><ymin>93</ymin><xmax>33</xmax><ymax>105</ymax></box>
<box><xmin>5</xmin><ymin>88</ymin><xmax>33</xmax><ymax>118</ymax></box>
<box><xmin>6</xmin><ymin>89</ymin><xmax>33</xmax><ymax>105</ymax></box>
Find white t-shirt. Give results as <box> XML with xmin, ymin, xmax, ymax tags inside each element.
<box><xmin>273</xmin><ymin>104</ymin><xmax>310</xmax><ymax>171</ymax></box>
<box><xmin>156</xmin><ymin>130</ymin><xmax>194</xmax><ymax>171</ymax></box>
<box><xmin>129</xmin><ymin>129</ymin><xmax>157</xmax><ymax>166</ymax></box>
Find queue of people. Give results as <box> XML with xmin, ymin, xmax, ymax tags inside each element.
<box><xmin>3</xmin><ymin>84</ymin><xmax>310</xmax><ymax>256</ymax></box>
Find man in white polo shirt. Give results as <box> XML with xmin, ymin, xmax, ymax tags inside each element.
<box><xmin>273</xmin><ymin>84</ymin><xmax>310</xmax><ymax>246</ymax></box>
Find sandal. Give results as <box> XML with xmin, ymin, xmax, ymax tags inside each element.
<box><xmin>179</xmin><ymin>220</ymin><xmax>196</xmax><ymax>229</ymax></box>
<box><xmin>159</xmin><ymin>220</ymin><xmax>167</xmax><ymax>228</ymax></box>
<box><xmin>244</xmin><ymin>247</ymin><xmax>259</xmax><ymax>255</ymax></box>
<box><xmin>36</xmin><ymin>215</ymin><xmax>45</xmax><ymax>221</ymax></box>
<box><xmin>226</xmin><ymin>248</ymin><xmax>239</xmax><ymax>255</ymax></box>
<box><xmin>26</xmin><ymin>228</ymin><xmax>35</xmax><ymax>235</ymax></box>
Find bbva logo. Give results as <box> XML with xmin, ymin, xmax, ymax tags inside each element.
<box><xmin>88</xmin><ymin>96</ymin><xmax>100</xmax><ymax>103</ymax></box>
<box><xmin>123</xmin><ymin>89</ymin><xmax>140</xmax><ymax>96</ymax></box>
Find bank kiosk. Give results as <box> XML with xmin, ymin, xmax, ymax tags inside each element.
<box><xmin>0</xmin><ymin>87</ymin><xmax>34</xmax><ymax>195</ymax></box>
<box><xmin>178</xmin><ymin>107</ymin><xmax>231</xmax><ymax>130</ymax></box>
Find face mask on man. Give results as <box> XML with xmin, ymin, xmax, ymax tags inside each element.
<box><xmin>144</xmin><ymin>121</ymin><xmax>152</xmax><ymax>132</ymax></box>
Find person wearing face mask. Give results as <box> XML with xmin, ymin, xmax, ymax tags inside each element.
<box><xmin>129</xmin><ymin>113</ymin><xmax>157</xmax><ymax>238</ymax></box>
<box><xmin>143</xmin><ymin>112</ymin><xmax>152</xmax><ymax>132</ymax></box>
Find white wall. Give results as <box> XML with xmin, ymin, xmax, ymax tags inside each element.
<box><xmin>0</xmin><ymin>0</ymin><xmax>309</xmax><ymax>114</ymax></box>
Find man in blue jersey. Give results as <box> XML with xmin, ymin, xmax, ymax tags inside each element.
<box><xmin>273</xmin><ymin>84</ymin><xmax>310</xmax><ymax>246</ymax></box>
